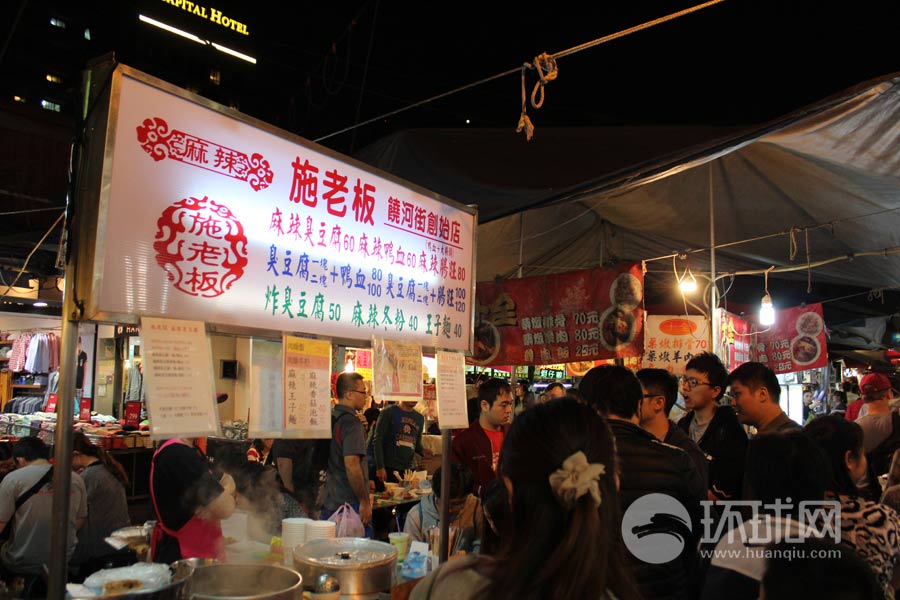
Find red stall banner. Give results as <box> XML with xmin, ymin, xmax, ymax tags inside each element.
<box><xmin>45</xmin><ymin>394</ymin><xmax>58</xmax><ymax>413</ymax></box>
<box><xmin>471</xmin><ymin>263</ymin><xmax>644</xmax><ymax>366</ymax></box>
<box><xmin>717</xmin><ymin>309</ymin><xmax>753</xmax><ymax>371</ymax></box>
<box><xmin>124</xmin><ymin>401</ymin><xmax>142</xmax><ymax>427</ymax></box>
<box><xmin>750</xmin><ymin>303</ymin><xmax>828</xmax><ymax>374</ymax></box>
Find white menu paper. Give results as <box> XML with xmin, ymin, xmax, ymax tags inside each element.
<box><xmin>249</xmin><ymin>338</ymin><xmax>284</xmax><ymax>438</ymax></box>
<box><xmin>140</xmin><ymin>317</ymin><xmax>219</xmax><ymax>439</ymax></box>
<box><xmin>283</xmin><ymin>335</ymin><xmax>332</xmax><ymax>438</ymax></box>
<box><xmin>435</xmin><ymin>351</ymin><xmax>468</xmax><ymax>430</ymax></box>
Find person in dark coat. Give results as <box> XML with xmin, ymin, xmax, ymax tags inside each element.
<box><xmin>638</xmin><ymin>368</ymin><xmax>709</xmax><ymax>489</ymax></box>
<box><xmin>677</xmin><ymin>352</ymin><xmax>749</xmax><ymax>501</ymax></box>
<box><xmin>451</xmin><ymin>378</ymin><xmax>512</xmax><ymax>494</ymax></box>
<box><xmin>582</xmin><ymin>365</ymin><xmax>706</xmax><ymax>600</ymax></box>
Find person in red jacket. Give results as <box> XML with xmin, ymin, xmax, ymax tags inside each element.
<box><xmin>451</xmin><ymin>378</ymin><xmax>512</xmax><ymax>493</ymax></box>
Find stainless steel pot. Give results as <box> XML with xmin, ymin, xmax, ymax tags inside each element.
<box><xmin>188</xmin><ymin>563</ymin><xmax>303</xmax><ymax>600</ymax></box>
<box><xmin>292</xmin><ymin>538</ymin><xmax>396</xmax><ymax>596</ymax></box>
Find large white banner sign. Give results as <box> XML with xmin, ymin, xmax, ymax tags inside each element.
<box><xmin>93</xmin><ymin>68</ymin><xmax>475</xmax><ymax>351</ymax></box>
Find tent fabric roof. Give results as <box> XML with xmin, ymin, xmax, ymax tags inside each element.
<box><xmin>357</xmin><ymin>73</ymin><xmax>900</xmax><ymax>292</ymax></box>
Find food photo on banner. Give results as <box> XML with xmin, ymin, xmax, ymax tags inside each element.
<box><xmin>749</xmin><ymin>303</ymin><xmax>828</xmax><ymax>374</ymax></box>
<box><xmin>471</xmin><ymin>263</ymin><xmax>643</xmax><ymax>366</ymax></box>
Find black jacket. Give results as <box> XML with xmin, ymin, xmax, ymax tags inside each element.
<box><xmin>610</xmin><ymin>419</ymin><xmax>707</xmax><ymax>600</ymax></box>
<box><xmin>678</xmin><ymin>405</ymin><xmax>748</xmax><ymax>501</ymax></box>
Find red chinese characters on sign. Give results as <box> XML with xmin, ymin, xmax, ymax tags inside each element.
<box><xmin>154</xmin><ymin>196</ymin><xmax>249</xmax><ymax>298</ymax></box>
<box><xmin>288</xmin><ymin>156</ymin><xmax>376</xmax><ymax>225</ymax></box>
<box><xmin>386</xmin><ymin>197</ymin><xmax>462</xmax><ymax>246</ymax></box>
<box><xmin>471</xmin><ymin>263</ymin><xmax>644</xmax><ymax>366</ymax></box>
<box><xmin>136</xmin><ymin>117</ymin><xmax>274</xmax><ymax>191</ymax></box>
<box><xmin>750</xmin><ymin>304</ymin><xmax>828</xmax><ymax>374</ymax></box>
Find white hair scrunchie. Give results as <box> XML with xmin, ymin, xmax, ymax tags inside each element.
<box><xmin>548</xmin><ymin>450</ymin><xmax>606</xmax><ymax>509</ymax></box>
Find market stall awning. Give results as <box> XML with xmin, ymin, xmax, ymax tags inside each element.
<box><xmin>357</xmin><ymin>72</ymin><xmax>900</xmax><ymax>293</ymax></box>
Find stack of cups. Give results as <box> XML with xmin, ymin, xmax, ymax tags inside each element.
<box><xmin>305</xmin><ymin>520</ymin><xmax>337</xmax><ymax>542</ymax></box>
<box><xmin>281</xmin><ymin>517</ymin><xmax>314</xmax><ymax>565</ymax></box>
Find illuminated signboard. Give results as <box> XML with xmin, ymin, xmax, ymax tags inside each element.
<box><xmin>86</xmin><ymin>66</ymin><xmax>476</xmax><ymax>352</ymax></box>
<box><xmin>157</xmin><ymin>0</ymin><xmax>249</xmax><ymax>35</ymax></box>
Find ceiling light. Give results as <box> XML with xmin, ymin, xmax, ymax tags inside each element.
<box><xmin>33</xmin><ymin>301</ymin><xmax>48</xmax><ymax>308</ymax></box>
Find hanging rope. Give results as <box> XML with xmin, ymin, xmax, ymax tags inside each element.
<box><xmin>315</xmin><ymin>0</ymin><xmax>725</xmax><ymax>143</ymax></box>
<box><xmin>517</xmin><ymin>53</ymin><xmax>559</xmax><ymax>141</ymax></box>
<box><xmin>516</xmin><ymin>63</ymin><xmax>535</xmax><ymax>141</ymax></box>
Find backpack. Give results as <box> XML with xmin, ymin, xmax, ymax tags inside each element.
<box><xmin>311</xmin><ymin>409</ymin><xmax>356</xmax><ymax>475</ymax></box>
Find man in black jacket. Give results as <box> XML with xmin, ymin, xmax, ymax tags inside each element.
<box><xmin>638</xmin><ymin>368</ymin><xmax>709</xmax><ymax>489</ymax></box>
<box><xmin>583</xmin><ymin>365</ymin><xmax>706</xmax><ymax>600</ymax></box>
<box><xmin>677</xmin><ymin>352</ymin><xmax>748</xmax><ymax>501</ymax></box>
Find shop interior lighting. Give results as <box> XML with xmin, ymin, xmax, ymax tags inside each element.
<box><xmin>759</xmin><ymin>268</ymin><xmax>776</xmax><ymax>326</ymax></box>
<box><xmin>33</xmin><ymin>301</ymin><xmax>48</xmax><ymax>308</ymax></box>
<box><xmin>138</xmin><ymin>15</ymin><xmax>257</xmax><ymax>64</ymax></box>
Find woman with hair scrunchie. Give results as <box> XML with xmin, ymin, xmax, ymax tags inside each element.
<box><xmin>411</xmin><ymin>399</ymin><xmax>640</xmax><ymax>600</ymax></box>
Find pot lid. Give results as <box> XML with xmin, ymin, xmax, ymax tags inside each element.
<box><xmin>293</xmin><ymin>538</ymin><xmax>397</xmax><ymax>569</ymax></box>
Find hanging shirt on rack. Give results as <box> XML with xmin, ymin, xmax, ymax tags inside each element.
<box><xmin>8</xmin><ymin>334</ymin><xmax>33</xmax><ymax>373</ymax></box>
<box><xmin>24</xmin><ymin>333</ymin><xmax>50</xmax><ymax>374</ymax></box>
<box><xmin>126</xmin><ymin>366</ymin><xmax>144</xmax><ymax>401</ymax></box>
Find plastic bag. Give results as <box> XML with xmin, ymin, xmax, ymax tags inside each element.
<box><xmin>83</xmin><ymin>562</ymin><xmax>172</xmax><ymax>595</ymax></box>
<box><xmin>327</xmin><ymin>502</ymin><xmax>365</xmax><ymax>538</ymax></box>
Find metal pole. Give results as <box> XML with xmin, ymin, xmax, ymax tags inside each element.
<box><xmin>438</xmin><ymin>429</ymin><xmax>451</xmax><ymax>563</ymax></box>
<box><xmin>47</xmin><ymin>247</ymin><xmax>80</xmax><ymax>598</ymax></box>
<box><xmin>709</xmin><ymin>163</ymin><xmax>718</xmax><ymax>353</ymax></box>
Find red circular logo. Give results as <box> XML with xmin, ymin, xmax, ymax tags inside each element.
<box><xmin>154</xmin><ymin>196</ymin><xmax>249</xmax><ymax>298</ymax></box>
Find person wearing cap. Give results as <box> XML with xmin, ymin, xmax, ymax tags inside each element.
<box><xmin>855</xmin><ymin>372</ymin><xmax>900</xmax><ymax>479</ymax></box>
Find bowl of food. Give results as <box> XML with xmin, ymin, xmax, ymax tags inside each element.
<box><xmin>610</xmin><ymin>273</ymin><xmax>643</xmax><ymax>311</ymax></box>
<box><xmin>796</xmin><ymin>311</ymin><xmax>824</xmax><ymax>336</ymax></box>
<box><xmin>791</xmin><ymin>335</ymin><xmax>821</xmax><ymax>365</ymax></box>
<box><xmin>599</xmin><ymin>306</ymin><xmax>637</xmax><ymax>351</ymax></box>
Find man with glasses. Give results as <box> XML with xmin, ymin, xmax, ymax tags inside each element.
<box><xmin>321</xmin><ymin>372</ymin><xmax>372</xmax><ymax>527</ymax></box>
<box><xmin>637</xmin><ymin>368</ymin><xmax>709</xmax><ymax>488</ymax></box>
<box><xmin>677</xmin><ymin>352</ymin><xmax>748</xmax><ymax>501</ymax></box>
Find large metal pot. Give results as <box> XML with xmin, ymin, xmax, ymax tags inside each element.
<box><xmin>292</xmin><ymin>538</ymin><xmax>396</xmax><ymax>596</ymax></box>
<box><xmin>68</xmin><ymin>561</ymin><xmax>194</xmax><ymax>600</ymax></box>
<box><xmin>188</xmin><ymin>563</ymin><xmax>303</xmax><ymax>600</ymax></box>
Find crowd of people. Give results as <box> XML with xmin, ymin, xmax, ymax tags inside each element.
<box><xmin>0</xmin><ymin>358</ymin><xmax>896</xmax><ymax>599</ymax></box>
<box><xmin>419</xmin><ymin>355</ymin><xmax>899</xmax><ymax>600</ymax></box>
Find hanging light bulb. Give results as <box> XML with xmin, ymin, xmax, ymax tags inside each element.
<box><xmin>679</xmin><ymin>269</ymin><xmax>698</xmax><ymax>293</ymax></box>
<box><xmin>675</xmin><ymin>254</ymin><xmax>698</xmax><ymax>293</ymax></box>
<box><xmin>759</xmin><ymin>293</ymin><xmax>775</xmax><ymax>325</ymax></box>
<box><xmin>759</xmin><ymin>267</ymin><xmax>776</xmax><ymax>326</ymax></box>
